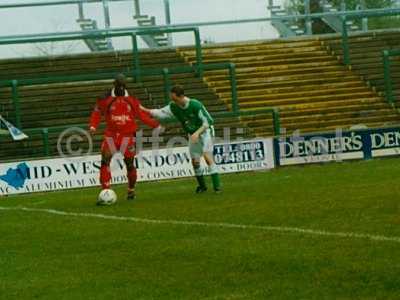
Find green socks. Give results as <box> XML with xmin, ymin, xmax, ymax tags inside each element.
<box><xmin>211</xmin><ymin>173</ymin><xmax>221</xmax><ymax>191</ymax></box>
<box><xmin>208</xmin><ymin>164</ymin><xmax>221</xmax><ymax>191</ymax></box>
<box><xmin>194</xmin><ymin>164</ymin><xmax>221</xmax><ymax>191</ymax></box>
<box><xmin>196</xmin><ymin>175</ymin><xmax>207</xmax><ymax>189</ymax></box>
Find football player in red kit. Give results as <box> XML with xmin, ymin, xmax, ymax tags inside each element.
<box><xmin>89</xmin><ymin>74</ymin><xmax>160</xmax><ymax>200</ymax></box>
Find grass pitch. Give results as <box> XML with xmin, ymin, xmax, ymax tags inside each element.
<box><xmin>1</xmin><ymin>158</ymin><xmax>400</xmax><ymax>299</ymax></box>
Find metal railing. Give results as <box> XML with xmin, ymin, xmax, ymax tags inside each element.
<box><xmin>4</xmin><ymin>7</ymin><xmax>400</xmax><ymax>158</ymax></box>
<box><xmin>0</xmin><ymin>62</ymin><xmax>233</xmax><ymax>128</ymax></box>
<box><xmin>12</xmin><ymin>108</ymin><xmax>280</xmax><ymax>158</ymax></box>
<box><xmin>3</xmin><ymin>114</ymin><xmax>280</xmax><ymax>158</ymax></box>
<box><xmin>2</xmin><ymin>3</ymin><xmax>400</xmax><ymax>28</ymax></box>
<box><xmin>131</xmin><ymin>28</ymin><xmax>202</xmax><ymax>80</ymax></box>
<box><xmin>383</xmin><ymin>49</ymin><xmax>400</xmax><ymax>105</ymax></box>
<box><xmin>0</xmin><ymin>26</ymin><xmax>203</xmax><ymax>82</ymax></box>
<box><xmin>0</xmin><ymin>0</ymin><xmax>129</xmax><ymax>9</ymax></box>
<box><xmin>0</xmin><ymin>64</ymin><xmax>281</xmax><ymax>157</ymax></box>
<box><xmin>2</xmin><ymin>8</ymin><xmax>400</xmax><ymax>66</ymax></box>
<box><xmin>340</xmin><ymin>9</ymin><xmax>400</xmax><ymax>65</ymax></box>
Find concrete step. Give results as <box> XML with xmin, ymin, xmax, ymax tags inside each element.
<box><xmin>183</xmin><ymin>46</ymin><xmax>325</xmax><ymax>61</ymax></box>
<box><xmin>204</xmin><ymin>61</ymin><xmax>343</xmax><ymax>76</ymax></box>
<box><xmin>276</xmin><ymin>99</ymin><xmax>387</xmax><ymax>114</ymax></box>
<box><xmin>227</xmin><ymin>94</ymin><xmax>382</xmax><ymax>108</ymax></box>
<box><xmin>234</xmin><ymin>91</ymin><xmax>381</xmax><ymax>106</ymax></box>
<box><xmin>209</xmin><ymin>75</ymin><xmax>362</xmax><ymax>92</ymax></box>
<box><xmin>247</xmin><ymin>111</ymin><xmax>397</xmax><ymax>130</ymax></box>
<box><xmin>138</xmin><ymin>20</ymin><xmax>154</xmax><ymax>26</ymax></box>
<box><xmin>213</xmin><ymin>80</ymin><xmax>365</xmax><ymax>94</ymax></box>
<box><xmin>179</xmin><ymin>40</ymin><xmax>321</xmax><ymax>54</ymax></box>
<box><xmin>207</xmin><ymin>71</ymin><xmax>360</xmax><ymax>85</ymax></box>
<box><xmin>195</xmin><ymin>56</ymin><xmax>335</xmax><ymax>69</ymax></box>
<box><xmin>220</xmin><ymin>86</ymin><xmax>372</xmax><ymax>99</ymax></box>
<box><xmin>133</xmin><ymin>15</ymin><xmax>150</xmax><ymax>20</ymax></box>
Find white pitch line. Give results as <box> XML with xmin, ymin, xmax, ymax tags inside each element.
<box><xmin>1</xmin><ymin>206</ymin><xmax>400</xmax><ymax>244</ymax></box>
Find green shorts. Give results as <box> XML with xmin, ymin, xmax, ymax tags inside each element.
<box><xmin>189</xmin><ymin>128</ymin><xmax>214</xmax><ymax>159</ymax></box>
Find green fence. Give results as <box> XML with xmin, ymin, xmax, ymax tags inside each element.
<box><xmin>131</xmin><ymin>28</ymin><xmax>202</xmax><ymax>80</ymax></box>
<box><xmin>0</xmin><ymin>0</ymin><xmax>129</xmax><ymax>9</ymax></box>
<box><xmin>0</xmin><ymin>62</ymin><xmax>238</xmax><ymax>128</ymax></box>
<box><xmin>2</xmin><ymin>7</ymin><xmax>400</xmax><ymax>72</ymax></box>
<box><xmin>383</xmin><ymin>49</ymin><xmax>400</xmax><ymax>105</ymax></box>
<box><xmin>2</xmin><ymin>7</ymin><xmax>400</xmax><ymax>68</ymax></box>
<box><xmin>0</xmin><ymin>22</ymin><xmax>283</xmax><ymax>158</ymax></box>
<box><xmin>11</xmin><ymin>7</ymin><xmax>400</xmax><ymax>157</ymax></box>
<box><xmin>0</xmin><ymin>26</ymin><xmax>202</xmax><ymax>130</ymax></box>
<box><xmin>340</xmin><ymin>9</ymin><xmax>400</xmax><ymax>66</ymax></box>
<box><xmin>0</xmin><ymin>64</ymin><xmax>281</xmax><ymax>157</ymax></box>
<box><xmin>14</xmin><ymin>108</ymin><xmax>280</xmax><ymax>158</ymax></box>
<box><xmin>0</xmin><ymin>26</ymin><xmax>203</xmax><ymax>82</ymax></box>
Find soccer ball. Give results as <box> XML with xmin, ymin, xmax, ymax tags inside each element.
<box><xmin>97</xmin><ymin>189</ymin><xmax>117</xmax><ymax>206</ymax></box>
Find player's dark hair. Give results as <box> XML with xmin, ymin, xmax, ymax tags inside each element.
<box><xmin>114</xmin><ymin>73</ymin><xmax>127</xmax><ymax>97</ymax></box>
<box><xmin>170</xmin><ymin>85</ymin><xmax>185</xmax><ymax>97</ymax></box>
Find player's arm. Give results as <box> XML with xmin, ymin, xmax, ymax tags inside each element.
<box><xmin>134</xmin><ymin>100</ymin><xmax>161</xmax><ymax>129</ymax></box>
<box><xmin>89</xmin><ymin>101</ymin><xmax>102</xmax><ymax>134</ymax></box>
<box><xmin>141</xmin><ymin>104</ymin><xmax>177</xmax><ymax>123</ymax></box>
<box><xmin>191</xmin><ymin>106</ymin><xmax>211</xmax><ymax>143</ymax></box>
<box><xmin>89</xmin><ymin>91</ymin><xmax>110</xmax><ymax>133</ymax></box>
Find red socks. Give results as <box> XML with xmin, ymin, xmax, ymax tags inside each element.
<box><xmin>100</xmin><ymin>159</ymin><xmax>137</xmax><ymax>190</ymax></box>
<box><xmin>127</xmin><ymin>168</ymin><xmax>137</xmax><ymax>190</ymax></box>
<box><xmin>100</xmin><ymin>164</ymin><xmax>111</xmax><ymax>189</ymax></box>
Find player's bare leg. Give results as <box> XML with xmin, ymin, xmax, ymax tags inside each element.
<box><xmin>192</xmin><ymin>158</ymin><xmax>207</xmax><ymax>193</ymax></box>
<box><xmin>124</xmin><ymin>156</ymin><xmax>137</xmax><ymax>200</ymax></box>
<box><xmin>203</xmin><ymin>152</ymin><xmax>222</xmax><ymax>193</ymax></box>
<box><xmin>100</xmin><ymin>151</ymin><xmax>113</xmax><ymax>190</ymax></box>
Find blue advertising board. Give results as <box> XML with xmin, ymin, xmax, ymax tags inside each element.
<box><xmin>274</xmin><ymin>127</ymin><xmax>400</xmax><ymax>166</ymax></box>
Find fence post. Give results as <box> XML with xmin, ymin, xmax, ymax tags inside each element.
<box><xmin>360</xmin><ymin>0</ymin><xmax>368</xmax><ymax>31</ymax></box>
<box><xmin>194</xmin><ymin>28</ymin><xmax>203</xmax><ymax>78</ymax></box>
<box><xmin>272</xmin><ymin>109</ymin><xmax>281</xmax><ymax>137</ymax></box>
<box><xmin>228</xmin><ymin>63</ymin><xmax>239</xmax><ymax>114</ymax></box>
<box><xmin>41</xmin><ymin>128</ymin><xmax>50</xmax><ymax>156</ymax></box>
<box><xmin>341</xmin><ymin>16</ymin><xmax>350</xmax><ymax>65</ymax></box>
<box><xmin>78</xmin><ymin>0</ymin><xmax>84</xmax><ymax>19</ymax></box>
<box><xmin>131</xmin><ymin>33</ymin><xmax>141</xmax><ymax>82</ymax></box>
<box><xmin>304</xmin><ymin>0</ymin><xmax>312</xmax><ymax>35</ymax></box>
<box><xmin>163</xmin><ymin>0</ymin><xmax>173</xmax><ymax>46</ymax></box>
<box><xmin>383</xmin><ymin>50</ymin><xmax>394</xmax><ymax>105</ymax></box>
<box><xmin>102</xmin><ymin>0</ymin><xmax>113</xmax><ymax>49</ymax></box>
<box><xmin>11</xmin><ymin>80</ymin><xmax>21</xmax><ymax>129</ymax></box>
<box><xmin>162</xmin><ymin>68</ymin><xmax>171</xmax><ymax>105</ymax></box>
<box><xmin>133</xmin><ymin>0</ymin><xmax>141</xmax><ymax>17</ymax></box>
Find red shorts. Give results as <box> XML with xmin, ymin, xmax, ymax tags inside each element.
<box><xmin>101</xmin><ymin>133</ymin><xmax>136</xmax><ymax>158</ymax></box>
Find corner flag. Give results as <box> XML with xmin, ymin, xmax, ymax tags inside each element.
<box><xmin>0</xmin><ymin>115</ymin><xmax>28</xmax><ymax>141</ymax></box>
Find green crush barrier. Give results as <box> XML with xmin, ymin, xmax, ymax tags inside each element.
<box><xmin>0</xmin><ymin>0</ymin><xmax>129</xmax><ymax>9</ymax></box>
<box><xmin>131</xmin><ymin>27</ymin><xmax>202</xmax><ymax>81</ymax></box>
<box><xmin>212</xmin><ymin>109</ymin><xmax>280</xmax><ymax>137</ymax></box>
<box><xmin>41</xmin><ymin>128</ymin><xmax>50</xmax><ymax>156</ymax></box>
<box><xmin>11</xmin><ymin>80</ymin><xmax>21</xmax><ymax>129</ymax></box>
<box><xmin>341</xmin><ymin>16</ymin><xmax>350</xmax><ymax>66</ymax></box>
<box><xmin>340</xmin><ymin>9</ymin><xmax>400</xmax><ymax>66</ymax></box>
<box><xmin>2</xmin><ymin>8</ymin><xmax>400</xmax><ymax>71</ymax></box>
<box><xmin>0</xmin><ymin>26</ymin><xmax>204</xmax><ymax>129</ymax></box>
<box><xmin>0</xmin><ymin>26</ymin><xmax>204</xmax><ymax>83</ymax></box>
<box><xmin>382</xmin><ymin>49</ymin><xmax>400</xmax><ymax>106</ymax></box>
<box><xmin>0</xmin><ymin>62</ymin><xmax>238</xmax><ymax>114</ymax></box>
<box><xmin>162</xmin><ymin>68</ymin><xmax>171</xmax><ymax>104</ymax></box>
<box><xmin>159</xmin><ymin>62</ymin><xmax>238</xmax><ymax>111</ymax></box>
<box><xmin>9</xmin><ymin>108</ymin><xmax>281</xmax><ymax>158</ymax></box>
<box><xmin>0</xmin><ymin>62</ymin><xmax>280</xmax><ymax>157</ymax></box>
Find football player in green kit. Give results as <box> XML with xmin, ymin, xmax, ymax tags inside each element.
<box><xmin>141</xmin><ymin>85</ymin><xmax>221</xmax><ymax>194</ymax></box>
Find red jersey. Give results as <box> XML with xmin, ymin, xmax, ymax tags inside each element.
<box><xmin>89</xmin><ymin>91</ymin><xmax>159</xmax><ymax>135</ymax></box>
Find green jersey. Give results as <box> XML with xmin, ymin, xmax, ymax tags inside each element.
<box><xmin>151</xmin><ymin>98</ymin><xmax>214</xmax><ymax>134</ymax></box>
